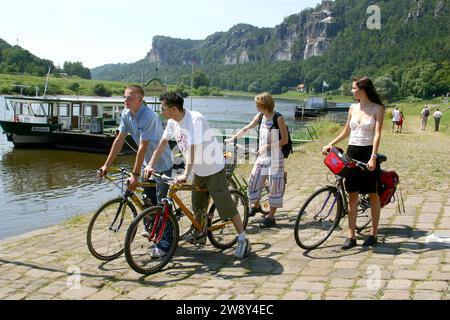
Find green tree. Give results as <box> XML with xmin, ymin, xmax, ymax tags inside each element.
<box><xmin>247</xmin><ymin>81</ymin><xmax>261</xmax><ymax>93</ymax></box>
<box><xmin>374</xmin><ymin>76</ymin><xmax>399</xmax><ymax>102</ymax></box>
<box><xmin>68</xmin><ymin>82</ymin><xmax>81</xmax><ymax>92</ymax></box>
<box><xmin>197</xmin><ymin>86</ymin><xmax>211</xmax><ymax>96</ymax></box>
<box><xmin>193</xmin><ymin>70</ymin><xmax>210</xmax><ymax>89</ymax></box>
<box><xmin>63</xmin><ymin>61</ymin><xmax>91</xmax><ymax>79</ymax></box>
<box><xmin>92</xmin><ymin>84</ymin><xmax>112</xmax><ymax>97</ymax></box>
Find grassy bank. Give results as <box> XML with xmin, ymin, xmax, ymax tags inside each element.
<box><xmin>222</xmin><ymin>89</ymin><xmax>355</xmax><ymax>103</ymax></box>
<box><xmin>0</xmin><ymin>73</ymin><xmax>134</xmax><ymax>96</ymax></box>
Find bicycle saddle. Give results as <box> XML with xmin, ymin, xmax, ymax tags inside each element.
<box><xmin>377</xmin><ymin>154</ymin><xmax>387</xmax><ymax>163</ymax></box>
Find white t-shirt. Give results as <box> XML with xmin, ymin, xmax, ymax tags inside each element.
<box><xmin>433</xmin><ymin>111</ymin><xmax>443</xmax><ymax>119</ymax></box>
<box><xmin>392</xmin><ymin>109</ymin><xmax>401</xmax><ymax>122</ymax></box>
<box><xmin>163</xmin><ymin>110</ymin><xmax>224</xmax><ymax>177</ymax></box>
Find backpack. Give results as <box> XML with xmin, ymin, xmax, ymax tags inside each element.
<box><xmin>257</xmin><ymin>112</ymin><xmax>293</xmax><ymax>158</ymax></box>
<box><xmin>378</xmin><ymin>170</ymin><xmax>399</xmax><ymax>208</ymax></box>
<box><xmin>423</xmin><ymin>108</ymin><xmax>430</xmax><ymax>117</ymax></box>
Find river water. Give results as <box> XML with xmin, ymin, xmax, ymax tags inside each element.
<box><xmin>0</xmin><ymin>95</ymin><xmax>348</xmax><ymax>240</ymax></box>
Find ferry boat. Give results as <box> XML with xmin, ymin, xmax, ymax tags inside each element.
<box><xmin>294</xmin><ymin>97</ymin><xmax>351</xmax><ymax>118</ymax></box>
<box><xmin>0</xmin><ymin>95</ymin><xmax>161</xmax><ymax>153</ymax></box>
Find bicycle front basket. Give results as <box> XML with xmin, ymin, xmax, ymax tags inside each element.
<box><xmin>324</xmin><ymin>147</ymin><xmax>353</xmax><ymax>177</ymax></box>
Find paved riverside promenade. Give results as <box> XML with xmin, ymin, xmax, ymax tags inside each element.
<box><xmin>0</xmin><ymin>121</ymin><xmax>449</xmax><ymax>300</ymax></box>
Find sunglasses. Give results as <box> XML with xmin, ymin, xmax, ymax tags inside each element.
<box><xmin>123</xmin><ymin>95</ymin><xmax>142</xmax><ymax>101</ymax></box>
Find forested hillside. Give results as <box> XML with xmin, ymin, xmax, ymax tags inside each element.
<box><xmin>0</xmin><ymin>39</ymin><xmax>55</xmax><ymax>76</ymax></box>
<box><xmin>92</xmin><ymin>0</ymin><xmax>450</xmax><ymax>99</ymax></box>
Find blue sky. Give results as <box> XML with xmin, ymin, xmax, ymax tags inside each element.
<box><xmin>0</xmin><ymin>0</ymin><xmax>321</xmax><ymax>68</ymax></box>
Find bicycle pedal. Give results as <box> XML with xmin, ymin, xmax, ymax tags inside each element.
<box><xmin>185</xmin><ymin>232</ymin><xmax>207</xmax><ymax>246</ymax></box>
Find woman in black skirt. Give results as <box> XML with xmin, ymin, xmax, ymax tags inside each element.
<box><xmin>322</xmin><ymin>77</ymin><xmax>385</xmax><ymax>249</ymax></box>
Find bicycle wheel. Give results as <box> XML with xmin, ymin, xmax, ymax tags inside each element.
<box><xmin>87</xmin><ymin>198</ymin><xmax>137</xmax><ymax>261</ymax></box>
<box><xmin>356</xmin><ymin>194</ymin><xmax>372</xmax><ymax>231</ymax></box>
<box><xmin>294</xmin><ymin>186</ymin><xmax>342</xmax><ymax>250</ymax></box>
<box><xmin>124</xmin><ymin>206</ymin><xmax>179</xmax><ymax>275</ymax></box>
<box><xmin>227</xmin><ymin>175</ymin><xmax>239</xmax><ymax>191</ymax></box>
<box><xmin>207</xmin><ymin>189</ymin><xmax>249</xmax><ymax>249</ymax></box>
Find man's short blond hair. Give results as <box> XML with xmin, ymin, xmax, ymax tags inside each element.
<box><xmin>255</xmin><ymin>92</ymin><xmax>275</xmax><ymax>113</ymax></box>
<box><xmin>126</xmin><ymin>85</ymin><xmax>145</xmax><ymax>97</ymax></box>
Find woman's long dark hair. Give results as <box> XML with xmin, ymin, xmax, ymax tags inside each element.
<box><xmin>353</xmin><ymin>77</ymin><xmax>384</xmax><ymax>107</ymax></box>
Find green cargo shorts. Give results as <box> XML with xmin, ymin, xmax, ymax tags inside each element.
<box><xmin>191</xmin><ymin>168</ymin><xmax>239</xmax><ymax>221</ymax></box>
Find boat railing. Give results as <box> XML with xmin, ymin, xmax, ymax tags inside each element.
<box><xmin>207</xmin><ymin>120</ymin><xmax>317</xmax><ymax>144</ymax></box>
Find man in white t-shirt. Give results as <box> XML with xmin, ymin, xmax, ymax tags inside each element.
<box><xmin>145</xmin><ymin>92</ymin><xmax>251</xmax><ymax>260</ymax></box>
<box><xmin>392</xmin><ymin>106</ymin><xmax>401</xmax><ymax>133</ymax></box>
<box><xmin>433</xmin><ymin>108</ymin><xmax>443</xmax><ymax>131</ymax></box>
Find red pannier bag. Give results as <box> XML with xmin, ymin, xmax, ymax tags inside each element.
<box><xmin>324</xmin><ymin>147</ymin><xmax>354</xmax><ymax>177</ymax></box>
<box><xmin>378</xmin><ymin>170</ymin><xmax>399</xmax><ymax>208</ymax></box>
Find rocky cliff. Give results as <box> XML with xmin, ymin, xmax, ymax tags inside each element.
<box><xmin>145</xmin><ymin>0</ymin><xmax>338</xmax><ymax>65</ymax></box>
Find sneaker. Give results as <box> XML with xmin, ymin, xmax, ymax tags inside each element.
<box><xmin>362</xmin><ymin>235</ymin><xmax>378</xmax><ymax>247</ymax></box>
<box><xmin>259</xmin><ymin>217</ymin><xmax>276</xmax><ymax>228</ymax></box>
<box><xmin>249</xmin><ymin>206</ymin><xmax>263</xmax><ymax>217</ymax></box>
<box><xmin>149</xmin><ymin>246</ymin><xmax>167</xmax><ymax>259</ymax></box>
<box><xmin>234</xmin><ymin>238</ymin><xmax>251</xmax><ymax>259</ymax></box>
<box><xmin>341</xmin><ymin>238</ymin><xmax>357</xmax><ymax>250</ymax></box>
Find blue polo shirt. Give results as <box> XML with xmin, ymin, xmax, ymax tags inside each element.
<box><xmin>119</xmin><ymin>104</ymin><xmax>172</xmax><ymax>172</ymax></box>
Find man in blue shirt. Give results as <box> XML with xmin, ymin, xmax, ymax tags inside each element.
<box><xmin>98</xmin><ymin>85</ymin><xmax>173</xmax><ymax>257</ymax></box>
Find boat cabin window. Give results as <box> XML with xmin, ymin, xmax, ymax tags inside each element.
<box><xmin>84</xmin><ymin>105</ymin><xmax>93</xmax><ymax>117</ymax></box>
<box><xmin>59</xmin><ymin>104</ymin><xmax>70</xmax><ymax>117</ymax></box>
<box><xmin>21</xmin><ymin>103</ymin><xmax>32</xmax><ymax>116</ymax></box>
<box><xmin>73</xmin><ymin>104</ymin><xmax>81</xmax><ymax>117</ymax></box>
<box><xmin>30</xmin><ymin>103</ymin><xmax>48</xmax><ymax>117</ymax></box>
<box><xmin>102</xmin><ymin>106</ymin><xmax>114</xmax><ymax>118</ymax></box>
<box><xmin>114</xmin><ymin>106</ymin><xmax>123</xmax><ymax>119</ymax></box>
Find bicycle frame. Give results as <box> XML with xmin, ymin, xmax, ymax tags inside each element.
<box><xmin>99</xmin><ymin>167</ymin><xmax>159</xmax><ymax>235</ymax></box>
<box><xmin>151</xmin><ymin>176</ymin><xmax>236</xmax><ymax>237</ymax></box>
<box><xmin>103</xmin><ymin>167</ymin><xmax>157</xmax><ymax>210</ymax></box>
<box><xmin>335</xmin><ymin>177</ymin><xmax>349</xmax><ymax>219</ymax></box>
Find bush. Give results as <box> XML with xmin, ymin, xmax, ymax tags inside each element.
<box><xmin>209</xmin><ymin>87</ymin><xmax>223</xmax><ymax>96</ymax></box>
<box><xmin>92</xmin><ymin>84</ymin><xmax>112</xmax><ymax>97</ymax></box>
<box><xmin>197</xmin><ymin>86</ymin><xmax>210</xmax><ymax>96</ymax></box>
<box><xmin>68</xmin><ymin>82</ymin><xmax>80</xmax><ymax>92</ymax></box>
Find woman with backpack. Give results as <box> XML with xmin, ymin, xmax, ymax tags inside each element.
<box><xmin>225</xmin><ymin>92</ymin><xmax>289</xmax><ymax>228</ymax></box>
<box><xmin>321</xmin><ymin>77</ymin><xmax>385</xmax><ymax>249</ymax></box>
<box><xmin>419</xmin><ymin>106</ymin><xmax>430</xmax><ymax>131</ymax></box>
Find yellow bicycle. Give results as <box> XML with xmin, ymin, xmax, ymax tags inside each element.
<box><xmin>124</xmin><ymin>172</ymin><xmax>249</xmax><ymax>275</ymax></box>
<box><xmin>87</xmin><ymin>166</ymin><xmax>155</xmax><ymax>261</ymax></box>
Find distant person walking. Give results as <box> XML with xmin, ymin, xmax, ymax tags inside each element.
<box><xmin>433</xmin><ymin>108</ymin><xmax>443</xmax><ymax>131</ymax></box>
<box><xmin>392</xmin><ymin>106</ymin><xmax>401</xmax><ymax>133</ymax></box>
<box><xmin>419</xmin><ymin>106</ymin><xmax>430</xmax><ymax>131</ymax></box>
<box><xmin>398</xmin><ymin>111</ymin><xmax>405</xmax><ymax>133</ymax></box>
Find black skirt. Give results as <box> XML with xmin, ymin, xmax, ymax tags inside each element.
<box><xmin>344</xmin><ymin>145</ymin><xmax>379</xmax><ymax>194</ymax></box>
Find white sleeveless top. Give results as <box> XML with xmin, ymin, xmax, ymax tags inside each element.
<box><xmin>348</xmin><ymin>103</ymin><xmax>377</xmax><ymax>147</ymax></box>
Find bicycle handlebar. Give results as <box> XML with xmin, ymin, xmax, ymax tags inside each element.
<box><xmin>223</xmin><ymin>142</ymin><xmax>258</xmax><ymax>157</ymax></box>
<box><xmin>151</xmin><ymin>172</ymin><xmax>174</xmax><ymax>185</ymax></box>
